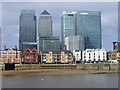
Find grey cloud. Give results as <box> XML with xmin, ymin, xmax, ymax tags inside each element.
<box><xmin>2</xmin><ymin>2</ymin><xmax>118</xmax><ymax>50</ymax></box>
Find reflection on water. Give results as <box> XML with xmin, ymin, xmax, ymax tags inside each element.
<box><xmin>2</xmin><ymin>73</ymin><xmax>118</xmax><ymax>88</ymax></box>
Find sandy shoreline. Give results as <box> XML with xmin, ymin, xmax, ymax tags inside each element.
<box><xmin>1</xmin><ymin>69</ymin><xmax>118</xmax><ymax>76</ymax></box>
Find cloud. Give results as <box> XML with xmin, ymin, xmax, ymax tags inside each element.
<box><xmin>2</xmin><ymin>2</ymin><xmax>118</xmax><ymax>50</ymax></box>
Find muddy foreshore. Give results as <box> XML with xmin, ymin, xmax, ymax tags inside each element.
<box><xmin>1</xmin><ymin>69</ymin><xmax>118</xmax><ymax>76</ymax></box>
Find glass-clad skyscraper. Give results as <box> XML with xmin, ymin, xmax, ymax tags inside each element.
<box><xmin>38</xmin><ymin>10</ymin><xmax>52</xmax><ymax>37</ymax></box>
<box><xmin>0</xmin><ymin>27</ymin><xmax>1</xmax><ymax>50</ymax></box>
<box><xmin>77</xmin><ymin>11</ymin><xmax>101</xmax><ymax>49</ymax></box>
<box><xmin>61</xmin><ymin>11</ymin><xmax>77</xmax><ymax>50</ymax></box>
<box><xmin>19</xmin><ymin>10</ymin><xmax>36</xmax><ymax>50</ymax></box>
<box><xmin>38</xmin><ymin>10</ymin><xmax>60</xmax><ymax>52</ymax></box>
<box><xmin>61</xmin><ymin>11</ymin><xmax>101</xmax><ymax>50</ymax></box>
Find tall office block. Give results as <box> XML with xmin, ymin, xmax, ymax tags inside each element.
<box><xmin>65</xmin><ymin>36</ymin><xmax>85</xmax><ymax>51</ymax></box>
<box><xmin>19</xmin><ymin>10</ymin><xmax>37</xmax><ymax>50</ymax></box>
<box><xmin>0</xmin><ymin>27</ymin><xmax>1</xmax><ymax>50</ymax></box>
<box><xmin>61</xmin><ymin>11</ymin><xmax>77</xmax><ymax>50</ymax></box>
<box><xmin>38</xmin><ymin>10</ymin><xmax>52</xmax><ymax>37</ymax></box>
<box><xmin>37</xmin><ymin>36</ymin><xmax>60</xmax><ymax>52</ymax></box>
<box><xmin>77</xmin><ymin>11</ymin><xmax>101</xmax><ymax>49</ymax></box>
<box><xmin>38</xmin><ymin>10</ymin><xmax>60</xmax><ymax>52</ymax></box>
<box><xmin>61</xmin><ymin>11</ymin><xmax>101</xmax><ymax>50</ymax></box>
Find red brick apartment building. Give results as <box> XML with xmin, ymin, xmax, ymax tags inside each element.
<box><xmin>0</xmin><ymin>47</ymin><xmax>22</xmax><ymax>65</ymax></box>
<box><xmin>23</xmin><ymin>48</ymin><xmax>38</xmax><ymax>64</ymax></box>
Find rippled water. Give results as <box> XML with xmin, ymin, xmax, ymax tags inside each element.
<box><xmin>2</xmin><ymin>73</ymin><xmax>118</xmax><ymax>88</ymax></box>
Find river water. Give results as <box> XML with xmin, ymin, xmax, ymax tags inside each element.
<box><xmin>2</xmin><ymin>73</ymin><xmax>118</xmax><ymax>88</ymax></box>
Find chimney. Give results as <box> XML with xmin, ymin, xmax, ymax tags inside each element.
<box><xmin>4</xmin><ymin>45</ymin><xmax>6</xmax><ymax>50</ymax></box>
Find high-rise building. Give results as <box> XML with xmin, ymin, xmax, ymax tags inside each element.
<box><xmin>61</xmin><ymin>11</ymin><xmax>77</xmax><ymax>50</ymax></box>
<box><xmin>77</xmin><ymin>11</ymin><xmax>101</xmax><ymax>49</ymax></box>
<box><xmin>19</xmin><ymin>10</ymin><xmax>37</xmax><ymax>51</ymax></box>
<box><xmin>65</xmin><ymin>35</ymin><xmax>85</xmax><ymax>51</ymax></box>
<box><xmin>61</xmin><ymin>11</ymin><xmax>101</xmax><ymax>50</ymax></box>
<box><xmin>37</xmin><ymin>36</ymin><xmax>60</xmax><ymax>52</ymax></box>
<box><xmin>38</xmin><ymin>10</ymin><xmax>60</xmax><ymax>52</ymax></box>
<box><xmin>0</xmin><ymin>27</ymin><xmax>1</xmax><ymax>50</ymax></box>
<box><xmin>38</xmin><ymin>10</ymin><xmax>52</xmax><ymax>37</ymax></box>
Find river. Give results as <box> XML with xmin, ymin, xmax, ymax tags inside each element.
<box><xmin>2</xmin><ymin>73</ymin><xmax>118</xmax><ymax>88</ymax></box>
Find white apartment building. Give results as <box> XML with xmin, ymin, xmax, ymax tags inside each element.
<box><xmin>82</xmin><ymin>49</ymin><xmax>107</xmax><ymax>63</ymax></box>
<box><xmin>73</xmin><ymin>50</ymin><xmax>82</xmax><ymax>63</ymax></box>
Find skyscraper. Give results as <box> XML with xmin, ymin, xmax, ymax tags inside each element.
<box><xmin>61</xmin><ymin>11</ymin><xmax>77</xmax><ymax>50</ymax></box>
<box><xmin>19</xmin><ymin>10</ymin><xmax>37</xmax><ymax>50</ymax></box>
<box><xmin>38</xmin><ymin>10</ymin><xmax>52</xmax><ymax>37</ymax></box>
<box><xmin>61</xmin><ymin>11</ymin><xmax>101</xmax><ymax>50</ymax></box>
<box><xmin>0</xmin><ymin>27</ymin><xmax>1</xmax><ymax>50</ymax></box>
<box><xmin>38</xmin><ymin>10</ymin><xmax>60</xmax><ymax>52</ymax></box>
<box><xmin>77</xmin><ymin>11</ymin><xmax>101</xmax><ymax>49</ymax></box>
<box><xmin>65</xmin><ymin>36</ymin><xmax>85</xmax><ymax>51</ymax></box>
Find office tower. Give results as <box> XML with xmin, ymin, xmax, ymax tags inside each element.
<box><xmin>61</xmin><ymin>11</ymin><xmax>101</xmax><ymax>50</ymax></box>
<box><xmin>0</xmin><ymin>27</ymin><xmax>1</xmax><ymax>50</ymax></box>
<box><xmin>19</xmin><ymin>10</ymin><xmax>37</xmax><ymax>50</ymax></box>
<box><xmin>38</xmin><ymin>10</ymin><xmax>60</xmax><ymax>52</ymax></box>
<box><xmin>65</xmin><ymin>36</ymin><xmax>85</xmax><ymax>51</ymax></box>
<box><xmin>37</xmin><ymin>36</ymin><xmax>60</xmax><ymax>52</ymax></box>
<box><xmin>118</xmin><ymin>1</ymin><xmax>120</xmax><ymax>42</ymax></box>
<box><xmin>61</xmin><ymin>11</ymin><xmax>77</xmax><ymax>50</ymax></box>
<box><xmin>38</xmin><ymin>10</ymin><xmax>52</xmax><ymax>37</ymax></box>
<box><xmin>77</xmin><ymin>11</ymin><xmax>101</xmax><ymax>49</ymax></box>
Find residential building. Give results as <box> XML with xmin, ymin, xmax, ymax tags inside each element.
<box><xmin>23</xmin><ymin>48</ymin><xmax>38</xmax><ymax>64</ymax></box>
<box><xmin>40</xmin><ymin>50</ymin><xmax>74</xmax><ymax>64</ymax></box>
<box><xmin>73</xmin><ymin>50</ymin><xmax>82</xmax><ymax>63</ymax></box>
<box><xmin>61</xmin><ymin>11</ymin><xmax>101</xmax><ymax>50</ymax></box>
<box><xmin>19</xmin><ymin>10</ymin><xmax>37</xmax><ymax>51</ymax></box>
<box><xmin>82</xmin><ymin>49</ymin><xmax>107</xmax><ymax>63</ymax></box>
<box><xmin>37</xmin><ymin>36</ymin><xmax>60</xmax><ymax>52</ymax></box>
<box><xmin>38</xmin><ymin>10</ymin><xmax>52</xmax><ymax>37</ymax></box>
<box><xmin>107</xmin><ymin>51</ymin><xmax>117</xmax><ymax>61</ymax></box>
<box><xmin>0</xmin><ymin>46</ymin><xmax>22</xmax><ymax>65</ymax></box>
<box><xmin>65</xmin><ymin>36</ymin><xmax>85</xmax><ymax>51</ymax></box>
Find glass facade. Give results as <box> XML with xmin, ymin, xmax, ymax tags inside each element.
<box><xmin>65</xmin><ymin>36</ymin><xmax>85</xmax><ymax>51</ymax></box>
<box><xmin>77</xmin><ymin>11</ymin><xmax>101</xmax><ymax>49</ymax></box>
<box><xmin>0</xmin><ymin>27</ymin><xmax>1</xmax><ymax>50</ymax></box>
<box><xmin>38</xmin><ymin>36</ymin><xmax>60</xmax><ymax>52</ymax></box>
<box><xmin>62</xmin><ymin>11</ymin><xmax>101</xmax><ymax>50</ymax></box>
<box><xmin>19</xmin><ymin>10</ymin><xmax>36</xmax><ymax>51</ymax></box>
<box><xmin>38</xmin><ymin>10</ymin><xmax>52</xmax><ymax>37</ymax></box>
<box><xmin>61</xmin><ymin>11</ymin><xmax>77</xmax><ymax>50</ymax></box>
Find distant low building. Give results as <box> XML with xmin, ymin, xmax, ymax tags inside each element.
<box><xmin>73</xmin><ymin>50</ymin><xmax>82</xmax><ymax>63</ymax></box>
<box><xmin>107</xmin><ymin>51</ymin><xmax>117</xmax><ymax>61</ymax></box>
<box><xmin>23</xmin><ymin>48</ymin><xmax>38</xmax><ymax>64</ymax></box>
<box><xmin>0</xmin><ymin>46</ymin><xmax>22</xmax><ymax>65</ymax></box>
<box><xmin>82</xmin><ymin>49</ymin><xmax>107</xmax><ymax>63</ymax></box>
<box><xmin>40</xmin><ymin>50</ymin><xmax>74</xmax><ymax>64</ymax></box>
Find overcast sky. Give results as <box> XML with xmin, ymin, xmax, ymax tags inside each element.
<box><xmin>1</xmin><ymin>2</ymin><xmax>118</xmax><ymax>51</ymax></box>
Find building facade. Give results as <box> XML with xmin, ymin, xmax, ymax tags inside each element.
<box><xmin>107</xmin><ymin>51</ymin><xmax>117</xmax><ymax>61</ymax></box>
<box><xmin>61</xmin><ymin>11</ymin><xmax>77</xmax><ymax>50</ymax></box>
<box><xmin>23</xmin><ymin>48</ymin><xmax>38</xmax><ymax>64</ymax></box>
<box><xmin>40</xmin><ymin>50</ymin><xmax>74</xmax><ymax>64</ymax></box>
<box><xmin>37</xmin><ymin>36</ymin><xmax>60</xmax><ymax>52</ymax></box>
<box><xmin>38</xmin><ymin>10</ymin><xmax>52</xmax><ymax>37</ymax></box>
<box><xmin>82</xmin><ymin>49</ymin><xmax>107</xmax><ymax>63</ymax></box>
<box><xmin>61</xmin><ymin>11</ymin><xmax>101</xmax><ymax>50</ymax></box>
<box><xmin>0</xmin><ymin>48</ymin><xmax>22</xmax><ymax>65</ymax></box>
<box><xmin>0</xmin><ymin>27</ymin><xmax>1</xmax><ymax>50</ymax></box>
<box><xmin>19</xmin><ymin>10</ymin><xmax>37</xmax><ymax>51</ymax></box>
<box><xmin>73</xmin><ymin>50</ymin><xmax>82</xmax><ymax>63</ymax></box>
<box><xmin>65</xmin><ymin>36</ymin><xmax>85</xmax><ymax>51</ymax></box>
<box><xmin>77</xmin><ymin>11</ymin><xmax>101</xmax><ymax>49</ymax></box>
